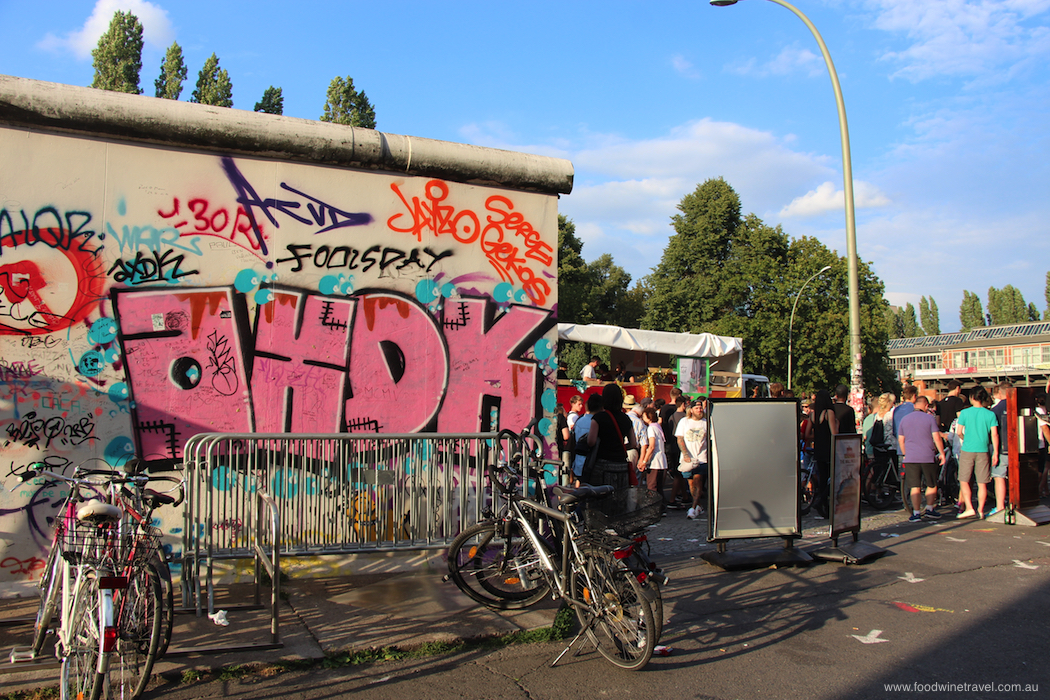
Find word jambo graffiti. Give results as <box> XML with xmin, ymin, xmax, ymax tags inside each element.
<box><xmin>387</xmin><ymin>181</ymin><xmax>553</xmax><ymax>305</ymax></box>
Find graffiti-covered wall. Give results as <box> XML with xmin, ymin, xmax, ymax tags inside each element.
<box><xmin>0</xmin><ymin>77</ymin><xmax>569</xmax><ymax>593</ymax></box>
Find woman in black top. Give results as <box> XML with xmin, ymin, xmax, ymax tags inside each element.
<box><xmin>584</xmin><ymin>383</ymin><xmax>638</xmax><ymax>491</ymax></box>
<box><xmin>808</xmin><ymin>389</ymin><xmax>839</xmax><ymax>518</ymax></box>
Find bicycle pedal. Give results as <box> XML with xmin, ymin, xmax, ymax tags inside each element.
<box><xmin>9</xmin><ymin>647</ymin><xmax>36</xmax><ymax>664</ymax></box>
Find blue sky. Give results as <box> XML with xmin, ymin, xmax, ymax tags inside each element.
<box><xmin>2</xmin><ymin>0</ymin><xmax>1049</xmax><ymax>332</ymax></box>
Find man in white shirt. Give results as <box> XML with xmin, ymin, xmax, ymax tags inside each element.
<box><xmin>580</xmin><ymin>356</ymin><xmax>599</xmax><ymax>381</ymax></box>
<box><xmin>675</xmin><ymin>399</ymin><xmax>709</xmax><ymax>520</ymax></box>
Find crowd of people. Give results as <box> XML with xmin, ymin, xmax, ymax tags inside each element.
<box><xmin>556</xmin><ymin>384</ymin><xmax>709</xmax><ymax>519</ymax></box>
<box><xmin>556</xmin><ymin>377</ymin><xmax>1050</xmax><ymax>526</ymax></box>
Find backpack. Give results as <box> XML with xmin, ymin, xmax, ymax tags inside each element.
<box><xmin>871</xmin><ymin>417</ymin><xmax>888</xmax><ymax>453</ymax></box>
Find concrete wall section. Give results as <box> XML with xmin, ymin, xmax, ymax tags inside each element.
<box><xmin>0</xmin><ymin>79</ymin><xmax>565</xmax><ymax>593</ymax></box>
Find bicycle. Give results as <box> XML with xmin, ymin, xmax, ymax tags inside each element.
<box><xmin>447</xmin><ymin>435</ymin><xmax>663</xmax><ymax>670</ymax></box>
<box><xmin>862</xmin><ymin>449</ymin><xmax>904</xmax><ymax>510</ymax></box>
<box><xmin>13</xmin><ymin>462</ymin><xmax>182</xmax><ymax>700</ymax></box>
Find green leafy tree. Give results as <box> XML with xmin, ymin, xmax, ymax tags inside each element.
<box><xmin>959</xmin><ymin>290</ymin><xmax>985</xmax><ymax>331</ymax></box>
<box><xmin>885</xmin><ymin>307</ymin><xmax>904</xmax><ymax>339</ymax></box>
<box><xmin>254</xmin><ymin>86</ymin><xmax>284</xmax><ymax>115</ymax></box>
<box><xmin>919</xmin><ymin>296</ymin><xmax>940</xmax><ymax>336</ymax></box>
<box><xmin>1028</xmin><ymin>302</ymin><xmax>1040</xmax><ymax>322</ymax></box>
<box><xmin>91</xmin><ymin>11</ymin><xmax>143</xmax><ymax>94</ymax></box>
<box><xmin>154</xmin><ymin>42</ymin><xmax>187</xmax><ymax>99</ymax></box>
<box><xmin>987</xmin><ymin>284</ymin><xmax>1028</xmax><ymax>325</ymax></box>
<box><xmin>899</xmin><ymin>303</ymin><xmax>921</xmax><ymax>337</ymax></box>
<box><xmin>191</xmin><ymin>53</ymin><xmax>233</xmax><ymax>107</ymax></box>
<box><xmin>320</xmin><ymin>76</ymin><xmax>376</xmax><ymax>128</ymax></box>
<box><xmin>1044</xmin><ymin>271</ymin><xmax>1049</xmax><ymax>320</ymax></box>
<box><xmin>641</xmin><ymin>178</ymin><xmax>892</xmax><ymax>394</ymax></box>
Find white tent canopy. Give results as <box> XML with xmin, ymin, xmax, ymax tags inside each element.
<box><xmin>557</xmin><ymin>323</ymin><xmax>743</xmax><ymax>373</ymax></box>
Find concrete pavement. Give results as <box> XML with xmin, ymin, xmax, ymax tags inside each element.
<box><xmin>3</xmin><ymin>501</ymin><xmax>1049</xmax><ymax>698</ymax></box>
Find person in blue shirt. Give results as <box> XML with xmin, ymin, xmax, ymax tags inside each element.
<box><xmin>955</xmin><ymin>386</ymin><xmax>999</xmax><ymax>519</ymax></box>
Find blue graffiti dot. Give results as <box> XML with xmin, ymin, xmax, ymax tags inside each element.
<box><xmin>415</xmin><ymin>279</ymin><xmax>440</xmax><ymax>304</ymax></box>
<box><xmin>265</xmin><ymin>261</ymin><xmax>274</xmax><ymax>269</ymax></box>
<box><xmin>493</xmin><ymin>282</ymin><xmax>514</xmax><ymax>302</ymax></box>
<box><xmin>104</xmin><ymin>436</ymin><xmax>135</xmax><ymax>465</ymax></box>
<box><xmin>514</xmin><ymin>289</ymin><xmax>529</xmax><ymax>303</ymax></box>
<box><xmin>186</xmin><ymin>366</ymin><xmax>200</xmax><ymax>382</ymax></box>
<box><xmin>108</xmin><ymin>382</ymin><xmax>129</xmax><ymax>402</ymax></box>
<box><xmin>212</xmin><ymin>466</ymin><xmax>234</xmax><ymax>492</ymax></box>
<box><xmin>441</xmin><ymin>282</ymin><xmax>457</xmax><ymax>298</ymax></box>
<box><xmin>538</xmin><ymin>417</ymin><xmax>552</xmax><ymax>437</ymax></box>
<box><xmin>117</xmin><ymin>198</ymin><xmax>126</xmax><ymax>216</ymax></box>
<box><xmin>235</xmin><ymin>269</ymin><xmax>261</xmax><ymax>293</ymax></box>
<box><xmin>87</xmin><ymin>318</ymin><xmax>118</xmax><ymax>345</ymax></box>
<box><xmin>77</xmin><ymin>350</ymin><xmax>105</xmax><ymax>377</ymax></box>
<box><xmin>533</xmin><ymin>338</ymin><xmax>554</xmax><ymax>361</ymax></box>
<box><xmin>104</xmin><ymin>347</ymin><xmax>120</xmax><ymax>363</ymax></box>
<box><xmin>319</xmin><ymin>275</ymin><xmax>340</xmax><ymax>295</ymax></box>
<box><xmin>254</xmin><ymin>288</ymin><xmax>273</xmax><ymax>304</ymax></box>
<box><xmin>540</xmin><ymin>388</ymin><xmax>557</xmax><ymax>412</ymax></box>
<box><xmin>549</xmin><ymin>354</ymin><xmax>559</xmax><ymax>369</ymax></box>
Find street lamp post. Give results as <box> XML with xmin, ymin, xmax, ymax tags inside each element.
<box><xmin>711</xmin><ymin>0</ymin><xmax>863</xmax><ymax>407</ymax></box>
<box><xmin>788</xmin><ymin>265</ymin><xmax>831</xmax><ymax>392</ymax></box>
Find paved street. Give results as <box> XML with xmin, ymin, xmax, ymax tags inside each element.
<box><xmin>4</xmin><ymin>504</ymin><xmax>1049</xmax><ymax>699</ymax></box>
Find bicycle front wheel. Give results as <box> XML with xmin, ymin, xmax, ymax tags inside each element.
<box><xmin>60</xmin><ymin>568</ymin><xmax>106</xmax><ymax>700</ymax></box>
<box><xmin>106</xmin><ymin>563</ymin><xmax>163</xmax><ymax>700</ymax></box>
<box><xmin>31</xmin><ymin>541</ymin><xmax>63</xmax><ymax>657</ymax></box>
<box><xmin>571</xmin><ymin>550</ymin><xmax>655</xmax><ymax>671</ymax></box>
<box><xmin>447</xmin><ymin>521</ymin><xmax>551</xmax><ymax>610</ymax></box>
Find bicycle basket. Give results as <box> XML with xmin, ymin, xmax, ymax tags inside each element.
<box><xmin>60</xmin><ymin>514</ymin><xmax>117</xmax><ymax>568</ymax></box>
<box><xmin>583</xmin><ymin>487</ymin><xmax>664</xmax><ymax>536</ymax></box>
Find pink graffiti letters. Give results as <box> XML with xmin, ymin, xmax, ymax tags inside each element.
<box><xmin>114</xmin><ymin>286</ymin><xmax>552</xmax><ymax>466</ymax></box>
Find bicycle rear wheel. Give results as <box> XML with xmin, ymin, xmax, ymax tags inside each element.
<box><xmin>105</xmin><ymin>562</ymin><xmax>163</xmax><ymax>700</ymax></box>
<box><xmin>571</xmin><ymin>550</ymin><xmax>655</xmax><ymax>671</ymax></box>
<box><xmin>150</xmin><ymin>550</ymin><xmax>175</xmax><ymax>658</ymax></box>
<box><xmin>60</xmin><ymin>567</ymin><xmax>106</xmax><ymax>700</ymax></box>
<box><xmin>447</xmin><ymin>521</ymin><xmax>551</xmax><ymax>610</ymax></box>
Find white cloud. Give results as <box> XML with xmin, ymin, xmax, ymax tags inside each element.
<box><xmin>727</xmin><ymin>44</ymin><xmax>824</xmax><ymax>78</ymax></box>
<box><xmin>864</xmin><ymin>0</ymin><xmax>1050</xmax><ymax>82</ymax></box>
<box><xmin>671</xmin><ymin>54</ymin><xmax>701</xmax><ymax>79</ymax></box>
<box><xmin>37</xmin><ymin>0</ymin><xmax>174</xmax><ymax>59</ymax></box>
<box><xmin>779</xmin><ymin>181</ymin><xmax>891</xmax><ymax>217</ymax></box>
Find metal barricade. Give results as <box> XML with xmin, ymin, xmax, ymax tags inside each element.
<box><xmin>181</xmin><ymin>432</ymin><xmax>508</xmax><ymax>613</ymax></box>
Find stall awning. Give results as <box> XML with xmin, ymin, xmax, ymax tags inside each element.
<box><xmin>557</xmin><ymin>323</ymin><xmax>742</xmax><ymax>359</ymax></box>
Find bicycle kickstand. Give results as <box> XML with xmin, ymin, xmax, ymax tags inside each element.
<box><xmin>550</xmin><ymin>611</ymin><xmax>600</xmax><ymax>667</ymax></box>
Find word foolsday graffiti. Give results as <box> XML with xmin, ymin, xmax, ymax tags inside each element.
<box><xmin>0</xmin><ymin>141</ymin><xmax>560</xmax><ymax>585</ymax></box>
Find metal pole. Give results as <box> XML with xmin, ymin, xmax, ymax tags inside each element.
<box><xmin>788</xmin><ymin>265</ymin><xmax>831</xmax><ymax>391</ymax></box>
<box><xmin>712</xmin><ymin>0</ymin><xmax>864</xmax><ymax>406</ymax></box>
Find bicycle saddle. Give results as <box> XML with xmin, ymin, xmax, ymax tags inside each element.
<box><xmin>77</xmin><ymin>499</ymin><xmax>122</xmax><ymax>524</ymax></box>
<box><xmin>551</xmin><ymin>484</ymin><xmax>614</xmax><ymax>506</ymax></box>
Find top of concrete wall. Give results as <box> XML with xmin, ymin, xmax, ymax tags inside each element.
<box><xmin>0</xmin><ymin>75</ymin><xmax>573</xmax><ymax>196</ymax></box>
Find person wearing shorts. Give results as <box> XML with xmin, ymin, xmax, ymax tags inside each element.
<box><xmin>675</xmin><ymin>399</ymin><xmax>709</xmax><ymax>520</ymax></box>
<box><xmin>898</xmin><ymin>396</ymin><xmax>947</xmax><ymax>522</ymax></box>
<box><xmin>955</xmin><ymin>386</ymin><xmax>999</xmax><ymax>519</ymax></box>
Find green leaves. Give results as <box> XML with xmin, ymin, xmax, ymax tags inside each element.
<box><xmin>191</xmin><ymin>53</ymin><xmax>233</xmax><ymax>107</ymax></box>
<box><xmin>254</xmin><ymin>86</ymin><xmax>284</xmax><ymax>115</ymax></box>
<box><xmin>320</xmin><ymin>76</ymin><xmax>376</xmax><ymax>128</ymax></box>
<box><xmin>91</xmin><ymin>10</ymin><xmax>143</xmax><ymax>94</ymax></box>
<box><xmin>155</xmin><ymin>42</ymin><xmax>187</xmax><ymax>100</ymax></box>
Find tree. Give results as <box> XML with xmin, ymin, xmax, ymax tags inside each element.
<box><xmin>987</xmin><ymin>285</ymin><xmax>1028</xmax><ymax>326</ymax></box>
<box><xmin>959</xmin><ymin>290</ymin><xmax>985</xmax><ymax>331</ymax></box>
<box><xmin>320</xmin><ymin>76</ymin><xmax>376</xmax><ymax>128</ymax></box>
<box><xmin>91</xmin><ymin>11</ymin><xmax>143</xmax><ymax>94</ymax></box>
<box><xmin>254</xmin><ymin>86</ymin><xmax>284</xmax><ymax>115</ymax></box>
<box><xmin>191</xmin><ymin>54</ymin><xmax>233</xmax><ymax>107</ymax></box>
<box><xmin>885</xmin><ymin>307</ymin><xmax>904</xmax><ymax>339</ymax></box>
<box><xmin>641</xmin><ymin>178</ymin><xmax>893</xmax><ymax>394</ymax></box>
<box><xmin>919</xmin><ymin>296</ymin><xmax>940</xmax><ymax>336</ymax></box>
<box><xmin>899</xmin><ymin>303</ymin><xmax>921</xmax><ymax>337</ymax></box>
<box><xmin>1028</xmin><ymin>302</ymin><xmax>1040</xmax><ymax>322</ymax></box>
<box><xmin>1045</xmin><ymin>271</ymin><xmax>1049</xmax><ymax>320</ymax></box>
<box><xmin>154</xmin><ymin>42</ymin><xmax>187</xmax><ymax>100</ymax></box>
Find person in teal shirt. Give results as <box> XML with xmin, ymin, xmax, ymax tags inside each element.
<box><xmin>955</xmin><ymin>386</ymin><xmax>999</xmax><ymax>518</ymax></box>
